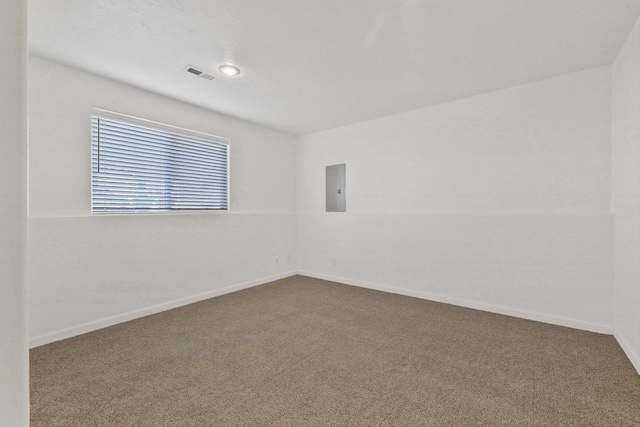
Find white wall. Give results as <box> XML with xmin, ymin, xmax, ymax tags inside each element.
<box><xmin>612</xmin><ymin>17</ymin><xmax>640</xmax><ymax>374</ymax></box>
<box><xmin>28</xmin><ymin>56</ymin><xmax>297</xmax><ymax>346</ymax></box>
<box><xmin>0</xmin><ymin>0</ymin><xmax>29</xmax><ymax>425</ymax></box>
<box><xmin>298</xmin><ymin>67</ymin><xmax>614</xmax><ymax>333</ymax></box>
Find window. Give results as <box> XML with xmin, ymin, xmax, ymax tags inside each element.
<box><xmin>91</xmin><ymin>109</ymin><xmax>229</xmax><ymax>213</ymax></box>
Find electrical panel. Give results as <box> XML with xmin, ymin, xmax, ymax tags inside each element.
<box><xmin>326</xmin><ymin>164</ymin><xmax>346</xmax><ymax>212</ymax></box>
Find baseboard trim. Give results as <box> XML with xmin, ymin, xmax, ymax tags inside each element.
<box><xmin>29</xmin><ymin>271</ymin><xmax>297</xmax><ymax>348</ymax></box>
<box><xmin>30</xmin><ymin>269</ymin><xmax>616</xmax><ymax>348</ymax></box>
<box><xmin>298</xmin><ymin>270</ymin><xmax>613</xmax><ymax>335</ymax></box>
<box><xmin>614</xmin><ymin>330</ymin><xmax>640</xmax><ymax>375</ymax></box>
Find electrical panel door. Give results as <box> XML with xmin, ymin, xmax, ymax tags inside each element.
<box><xmin>326</xmin><ymin>164</ymin><xmax>346</xmax><ymax>212</ymax></box>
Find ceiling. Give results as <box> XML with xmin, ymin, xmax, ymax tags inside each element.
<box><xmin>29</xmin><ymin>0</ymin><xmax>640</xmax><ymax>136</ymax></box>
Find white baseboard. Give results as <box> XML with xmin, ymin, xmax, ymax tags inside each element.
<box><xmin>614</xmin><ymin>330</ymin><xmax>640</xmax><ymax>376</ymax></box>
<box><xmin>30</xmin><ymin>270</ymin><xmax>617</xmax><ymax>349</ymax></box>
<box><xmin>298</xmin><ymin>270</ymin><xmax>613</xmax><ymax>335</ymax></box>
<box><xmin>29</xmin><ymin>271</ymin><xmax>297</xmax><ymax>348</ymax></box>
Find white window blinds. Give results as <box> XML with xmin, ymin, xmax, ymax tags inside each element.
<box><xmin>91</xmin><ymin>112</ymin><xmax>229</xmax><ymax>213</ymax></box>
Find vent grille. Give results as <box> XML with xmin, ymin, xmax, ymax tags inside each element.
<box><xmin>185</xmin><ymin>65</ymin><xmax>216</xmax><ymax>81</ymax></box>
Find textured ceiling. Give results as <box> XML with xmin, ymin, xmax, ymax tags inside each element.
<box><xmin>29</xmin><ymin>0</ymin><xmax>640</xmax><ymax>135</ymax></box>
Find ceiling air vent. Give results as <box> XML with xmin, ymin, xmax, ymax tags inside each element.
<box><xmin>185</xmin><ymin>65</ymin><xmax>216</xmax><ymax>81</ymax></box>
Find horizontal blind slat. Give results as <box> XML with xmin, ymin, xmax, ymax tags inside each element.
<box><xmin>93</xmin><ymin>118</ymin><xmax>228</xmax><ymax>148</ymax></box>
<box><xmin>93</xmin><ymin>133</ymin><xmax>228</xmax><ymax>159</ymax></box>
<box><xmin>94</xmin><ymin>135</ymin><xmax>228</xmax><ymax>160</ymax></box>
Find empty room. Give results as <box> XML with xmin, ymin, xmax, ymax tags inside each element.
<box><xmin>1</xmin><ymin>0</ymin><xmax>639</xmax><ymax>425</ymax></box>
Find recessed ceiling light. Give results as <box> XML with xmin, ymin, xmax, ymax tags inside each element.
<box><xmin>218</xmin><ymin>64</ymin><xmax>241</xmax><ymax>76</ymax></box>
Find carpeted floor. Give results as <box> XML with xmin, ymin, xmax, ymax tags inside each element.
<box><xmin>30</xmin><ymin>275</ymin><xmax>640</xmax><ymax>426</ymax></box>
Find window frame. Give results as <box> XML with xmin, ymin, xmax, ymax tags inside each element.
<box><xmin>90</xmin><ymin>108</ymin><xmax>230</xmax><ymax>215</ymax></box>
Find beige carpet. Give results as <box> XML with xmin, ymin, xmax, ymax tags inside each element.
<box><xmin>30</xmin><ymin>275</ymin><xmax>640</xmax><ymax>426</ymax></box>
